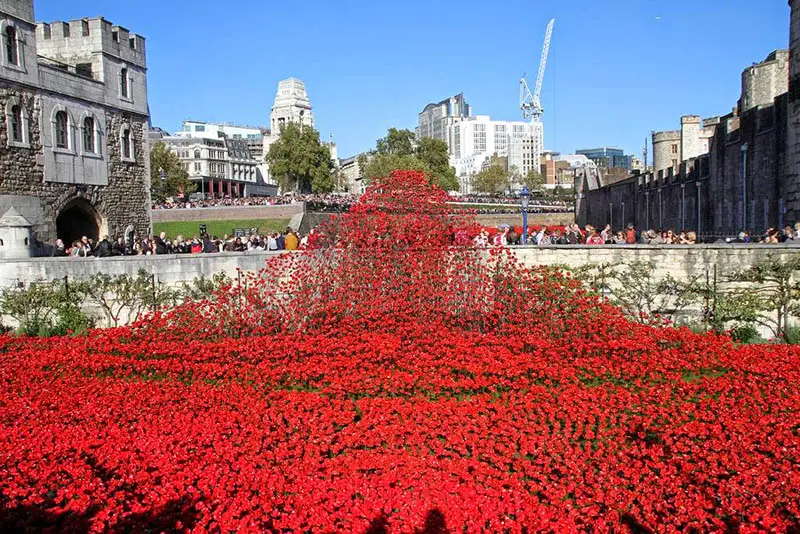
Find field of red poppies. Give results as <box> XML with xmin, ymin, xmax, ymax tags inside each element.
<box><xmin>1</xmin><ymin>172</ymin><xmax>799</xmax><ymax>532</ymax></box>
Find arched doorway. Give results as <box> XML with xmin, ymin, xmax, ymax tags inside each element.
<box><xmin>56</xmin><ymin>198</ymin><xmax>103</xmax><ymax>245</ymax></box>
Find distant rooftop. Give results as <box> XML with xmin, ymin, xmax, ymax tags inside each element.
<box><xmin>183</xmin><ymin>120</ymin><xmax>269</xmax><ymax>132</ymax></box>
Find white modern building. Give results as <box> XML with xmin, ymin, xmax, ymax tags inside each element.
<box><xmin>416</xmin><ymin>93</ymin><xmax>471</xmax><ymax>154</ymax></box>
<box><xmin>450</xmin><ymin>116</ymin><xmax>541</xmax><ymax>194</ymax></box>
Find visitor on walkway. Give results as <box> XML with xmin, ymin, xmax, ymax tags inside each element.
<box><xmin>284</xmin><ymin>229</ymin><xmax>299</xmax><ymax>251</ymax></box>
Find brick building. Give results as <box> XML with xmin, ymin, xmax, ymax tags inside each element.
<box><xmin>0</xmin><ymin>0</ymin><xmax>150</xmax><ymax>254</ymax></box>
<box><xmin>577</xmin><ymin>3</ymin><xmax>800</xmax><ymax>238</ymax></box>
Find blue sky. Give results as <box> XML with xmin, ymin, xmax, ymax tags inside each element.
<box><xmin>35</xmin><ymin>0</ymin><xmax>790</xmax><ymax>159</ymax></box>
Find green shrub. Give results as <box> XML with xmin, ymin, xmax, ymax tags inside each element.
<box><xmin>1</xmin><ymin>281</ymin><xmax>94</xmax><ymax>337</ymax></box>
<box><xmin>729</xmin><ymin>324</ymin><xmax>766</xmax><ymax>345</ymax></box>
<box><xmin>782</xmin><ymin>325</ymin><xmax>800</xmax><ymax>345</ymax></box>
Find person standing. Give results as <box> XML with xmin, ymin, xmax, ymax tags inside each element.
<box><xmin>53</xmin><ymin>239</ymin><xmax>67</xmax><ymax>257</ymax></box>
<box><xmin>284</xmin><ymin>228</ymin><xmax>299</xmax><ymax>251</ymax></box>
<box><xmin>601</xmin><ymin>224</ymin><xmax>612</xmax><ymax>243</ymax></box>
<box><xmin>625</xmin><ymin>224</ymin><xmax>637</xmax><ymax>244</ymax></box>
<box><xmin>154</xmin><ymin>232</ymin><xmax>169</xmax><ymax>255</ymax></box>
<box><xmin>267</xmin><ymin>233</ymin><xmax>278</xmax><ymax>251</ymax></box>
<box><xmin>586</xmin><ymin>229</ymin><xmax>605</xmax><ymax>245</ymax></box>
<box><xmin>96</xmin><ymin>235</ymin><xmax>113</xmax><ymax>257</ymax></box>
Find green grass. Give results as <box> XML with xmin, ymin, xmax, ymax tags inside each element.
<box><xmin>153</xmin><ymin>219</ymin><xmax>291</xmax><ymax>239</ymax></box>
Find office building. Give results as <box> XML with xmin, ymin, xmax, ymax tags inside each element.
<box><xmin>575</xmin><ymin>147</ymin><xmax>633</xmax><ymax>171</ymax></box>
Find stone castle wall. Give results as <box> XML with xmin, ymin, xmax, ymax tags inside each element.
<box><xmin>0</xmin><ymin>81</ymin><xmax>151</xmax><ymax>245</ymax></box>
<box><xmin>579</xmin><ymin>2</ymin><xmax>799</xmax><ymax>236</ymax></box>
<box><xmin>786</xmin><ymin>0</ymin><xmax>800</xmax><ymax>220</ymax></box>
<box><xmin>1</xmin><ymin>244</ymin><xmax>798</xmax><ymax>291</ymax></box>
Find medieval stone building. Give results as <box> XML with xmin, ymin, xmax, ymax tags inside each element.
<box><xmin>0</xmin><ymin>0</ymin><xmax>150</xmax><ymax>253</ymax></box>
<box><xmin>577</xmin><ymin>2</ymin><xmax>800</xmax><ymax>239</ymax></box>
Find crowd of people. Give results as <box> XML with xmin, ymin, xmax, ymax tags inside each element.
<box><xmin>54</xmin><ymin>221</ymin><xmax>800</xmax><ymax>257</ymax></box>
<box><xmin>151</xmin><ymin>194</ymin><xmax>361</xmax><ymax>211</ymax></box>
<box><xmin>54</xmin><ymin>228</ymin><xmax>309</xmax><ymax>258</ymax></box>
<box><xmin>151</xmin><ymin>196</ymin><xmax>297</xmax><ymax>210</ymax></box>
<box><xmin>489</xmin><ymin>222</ymin><xmax>800</xmax><ymax>247</ymax></box>
<box><xmin>449</xmin><ymin>194</ymin><xmax>573</xmax><ymax>208</ymax></box>
<box><xmin>152</xmin><ymin>194</ymin><xmax>576</xmax><ymax>214</ymax></box>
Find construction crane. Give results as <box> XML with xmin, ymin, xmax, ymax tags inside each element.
<box><xmin>520</xmin><ymin>18</ymin><xmax>555</xmax><ymax>122</ymax></box>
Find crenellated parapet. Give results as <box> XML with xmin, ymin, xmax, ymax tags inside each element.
<box><xmin>36</xmin><ymin>18</ymin><xmax>145</xmax><ymax>69</ymax></box>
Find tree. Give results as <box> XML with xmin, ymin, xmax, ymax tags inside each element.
<box><xmin>415</xmin><ymin>137</ymin><xmax>459</xmax><ymax>191</ymax></box>
<box><xmin>377</xmin><ymin>128</ymin><xmax>415</xmax><ymax>156</ymax></box>
<box><xmin>150</xmin><ymin>142</ymin><xmax>196</xmax><ymax>203</ymax></box>
<box><xmin>266</xmin><ymin>123</ymin><xmax>333</xmax><ymax>193</ymax></box>
<box><xmin>721</xmin><ymin>256</ymin><xmax>800</xmax><ymax>339</ymax></box>
<box><xmin>362</xmin><ymin>129</ymin><xmax>460</xmax><ymax>191</ymax></box>
<box><xmin>551</xmin><ymin>185</ymin><xmax>575</xmax><ymax>202</ymax></box>
<box><xmin>331</xmin><ymin>166</ymin><xmax>349</xmax><ymax>192</ymax></box>
<box><xmin>363</xmin><ymin>154</ymin><xmax>428</xmax><ymax>182</ymax></box>
<box><xmin>519</xmin><ymin>169</ymin><xmax>545</xmax><ymax>192</ymax></box>
<box><xmin>472</xmin><ymin>156</ymin><xmax>509</xmax><ymax>194</ymax></box>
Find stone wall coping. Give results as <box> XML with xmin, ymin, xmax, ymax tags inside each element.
<box><xmin>3</xmin><ymin>244</ymin><xmax>800</xmax><ymax>267</ymax></box>
<box><xmin>0</xmin><ymin>250</ymin><xmax>288</xmax><ymax>266</ymax></box>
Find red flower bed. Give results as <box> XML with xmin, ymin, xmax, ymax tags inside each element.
<box><xmin>1</xmin><ymin>171</ymin><xmax>799</xmax><ymax>532</ymax></box>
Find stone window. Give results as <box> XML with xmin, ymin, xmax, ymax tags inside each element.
<box><xmin>671</xmin><ymin>144</ymin><xmax>678</xmax><ymax>154</ymax></box>
<box><xmin>83</xmin><ymin>116</ymin><xmax>96</xmax><ymax>153</ymax></box>
<box><xmin>5</xmin><ymin>24</ymin><xmax>18</xmax><ymax>66</ymax></box>
<box><xmin>55</xmin><ymin>110</ymin><xmax>69</xmax><ymax>149</ymax></box>
<box><xmin>194</xmin><ymin>149</ymin><xmax>201</xmax><ymax>159</ymax></box>
<box><xmin>194</xmin><ymin>162</ymin><xmax>201</xmax><ymax>172</ymax></box>
<box><xmin>120</xmin><ymin>125</ymin><xmax>134</xmax><ymax>161</ymax></box>
<box><xmin>81</xmin><ymin>20</ymin><xmax>89</xmax><ymax>36</ymax></box>
<box><xmin>76</xmin><ymin>63</ymin><xmax>93</xmax><ymax>79</ymax></box>
<box><xmin>5</xmin><ymin>96</ymin><xmax>29</xmax><ymax>147</ymax></box>
<box><xmin>10</xmin><ymin>104</ymin><xmax>22</xmax><ymax>142</ymax></box>
<box><xmin>120</xmin><ymin>67</ymin><xmax>129</xmax><ymax>99</ymax></box>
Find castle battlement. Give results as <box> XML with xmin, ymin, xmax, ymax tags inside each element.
<box><xmin>36</xmin><ymin>17</ymin><xmax>146</xmax><ymax>69</ymax></box>
<box><xmin>652</xmin><ymin>130</ymin><xmax>680</xmax><ymax>142</ymax></box>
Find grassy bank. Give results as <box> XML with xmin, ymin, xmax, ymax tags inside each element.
<box><xmin>153</xmin><ymin>219</ymin><xmax>290</xmax><ymax>239</ymax></box>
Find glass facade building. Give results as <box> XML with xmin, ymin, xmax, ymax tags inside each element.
<box><xmin>576</xmin><ymin>147</ymin><xmax>632</xmax><ymax>170</ymax></box>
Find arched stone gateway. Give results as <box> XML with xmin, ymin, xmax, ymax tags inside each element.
<box><xmin>56</xmin><ymin>198</ymin><xmax>106</xmax><ymax>245</ymax></box>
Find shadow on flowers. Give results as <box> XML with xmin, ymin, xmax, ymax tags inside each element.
<box><xmin>365</xmin><ymin>508</ymin><xmax>448</xmax><ymax>534</ymax></box>
<box><xmin>0</xmin><ymin>496</ymin><xmax>200</xmax><ymax>533</ymax></box>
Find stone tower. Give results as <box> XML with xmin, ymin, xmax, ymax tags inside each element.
<box><xmin>0</xmin><ymin>0</ymin><xmax>151</xmax><ymax>251</ymax></box>
<box><xmin>270</xmin><ymin>78</ymin><xmax>314</xmax><ymax>133</ymax></box>
<box><xmin>786</xmin><ymin>0</ymin><xmax>800</xmax><ymax>219</ymax></box>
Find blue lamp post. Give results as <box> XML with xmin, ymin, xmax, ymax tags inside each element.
<box><xmin>520</xmin><ymin>186</ymin><xmax>530</xmax><ymax>245</ymax></box>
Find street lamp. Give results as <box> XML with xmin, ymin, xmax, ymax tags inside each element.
<box><xmin>520</xmin><ymin>185</ymin><xmax>530</xmax><ymax>245</ymax></box>
<box><xmin>159</xmin><ymin>167</ymin><xmax>167</xmax><ymax>181</ymax></box>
